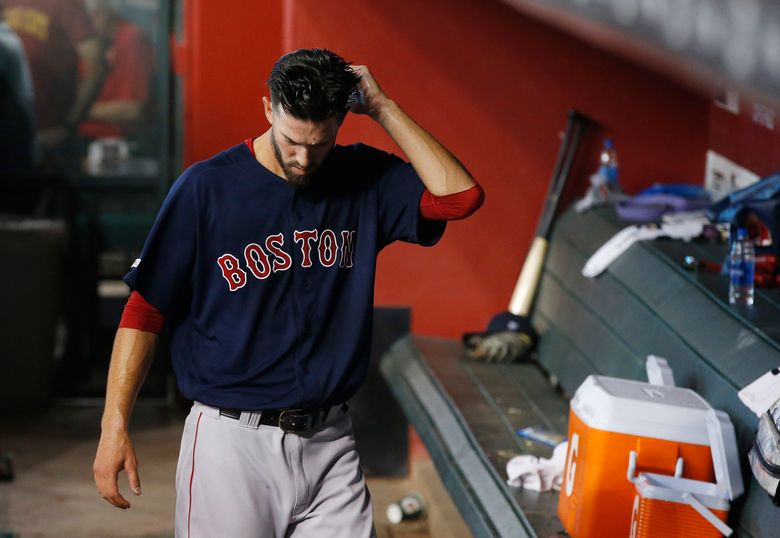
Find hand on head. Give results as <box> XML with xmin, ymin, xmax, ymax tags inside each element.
<box><xmin>348</xmin><ymin>65</ymin><xmax>388</xmax><ymax>118</ymax></box>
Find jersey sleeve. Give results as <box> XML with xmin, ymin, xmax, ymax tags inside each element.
<box><xmin>122</xmin><ymin>168</ymin><xmax>199</xmax><ymax>313</ymax></box>
<box><xmin>366</xmin><ymin>146</ymin><xmax>446</xmax><ymax>248</ymax></box>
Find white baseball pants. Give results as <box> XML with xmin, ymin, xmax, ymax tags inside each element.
<box><xmin>175</xmin><ymin>402</ymin><xmax>375</xmax><ymax>538</ymax></box>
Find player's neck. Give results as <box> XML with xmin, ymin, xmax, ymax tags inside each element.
<box><xmin>253</xmin><ymin>131</ymin><xmax>287</xmax><ymax>180</ymax></box>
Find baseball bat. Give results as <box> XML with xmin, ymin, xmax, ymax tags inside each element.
<box><xmin>509</xmin><ymin>110</ymin><xmax>589</xmax><ymax>317</ymax></box>
<box><xmin>464</xmin><ymin>109</ymin><xmax>590</xmax><ymax>362</ymax></box>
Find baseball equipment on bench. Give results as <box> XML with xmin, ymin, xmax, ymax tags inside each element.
<box><xmin>464</xmin><ymin>110</ymin><xmax>590</xmax><ymax>362</ymax></box>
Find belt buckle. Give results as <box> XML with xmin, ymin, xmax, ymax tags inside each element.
<box><xmin>279</xmin><ymin>409</ymin><xmax>313</xmax><ymax>433</ymax></box>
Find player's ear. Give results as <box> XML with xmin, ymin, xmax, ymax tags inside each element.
<box><xmin>263</xmin><ymin>97</ymin><xmax>274</xmax><ymax>126</ymax></box>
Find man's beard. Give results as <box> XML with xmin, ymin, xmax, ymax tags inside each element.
<box><xmin>270</xmin><ymin>129</ymin><xmax>319</xmax><ymax>190</ymax></box>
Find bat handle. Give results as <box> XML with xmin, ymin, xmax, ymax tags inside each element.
<box><xmin>508</xmin><ymin>237</ymin><xmax>549</xmax><ymax>317</ymax></box>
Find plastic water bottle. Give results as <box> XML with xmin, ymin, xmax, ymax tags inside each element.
<box><xmin>729</xmin><ymin>228</ymin><xmax>755</xmax><ymax>305</ymax></box>
<box><xmin>574</xmin><ymin>138</ymin><xmax>622</xmax><ymax>212</ymax></box>
<box><xmin>599</xmin><ymin>139</ymin><xmax>619</xmax><ymax>186</ymax></box>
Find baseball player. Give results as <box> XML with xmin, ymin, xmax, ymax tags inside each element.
<box><xmin>93</xmin><ymin>48</ymin><xmax>483</xmax><ymax>537</ymax></box>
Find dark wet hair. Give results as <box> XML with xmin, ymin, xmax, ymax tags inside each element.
<box><xmin>267</xmin><ymin>48</ymin><xmax>360</xmax><ymax>121</ymax></box>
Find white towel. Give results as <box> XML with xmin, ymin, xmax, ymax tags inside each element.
<box><xmin>506</xmin><ymin>441</ymin><xmax>568</xmax><ymax>492</ymax></box>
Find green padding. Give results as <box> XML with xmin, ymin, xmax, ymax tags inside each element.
<box><xmin>552</xmin><ymin>209</ymin><xmax>780</xmax><ymax>384</ymax></box>
<box><xmin>533</xmin><ymin>312</ymin><xmax>599</xmax><ymax>397</ymax></box>
<box><xmin>554</xmin><ymin>208</ymin><xmax>620</xmax><ymax>253</ymax></box>
<box><xmin>381</xmin><ymin>337</ymin><xmax>535</xmax><ymax>538</ymax></box>
<box><xmin>535</xmin><ymin>271</ymin><xmax>646</xmax><ymax>379</ymax></box>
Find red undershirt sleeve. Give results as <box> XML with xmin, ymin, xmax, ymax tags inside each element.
<box><xmin>419</xmin><ymin>183</ymin><xmax>485</xmax><ymax>221</ymax></box>
<box><xmin>118</xmin><ymin>290</ymin><xmax>165</xmax><ymax>334</ymax></box>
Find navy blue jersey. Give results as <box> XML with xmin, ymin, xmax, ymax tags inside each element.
<box><xmin>124</xmin><ymin>141</ymin><xmax>445</xmax><ymax>410</ymax></box>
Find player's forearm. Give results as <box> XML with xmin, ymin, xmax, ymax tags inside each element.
<box><xmin>101</xmin><ymin>328</ymin><xmax>158</xmax><ymax>431</ymax></box>
<box><xmin>373</xmin><ymin>99</ymin><xmax>475</xmax><ymax>197</ymax></box>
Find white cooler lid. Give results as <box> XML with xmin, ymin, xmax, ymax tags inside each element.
<box><xmin>571</xmin><ymin>375</ymin><xmax>711</xmax><ymax>445</ymax></box>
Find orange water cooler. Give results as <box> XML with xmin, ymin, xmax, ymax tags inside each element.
<box><xmin>557</xmin><ymin>374</ymin><xmax>736</xmax><ymax>537</ymax></box>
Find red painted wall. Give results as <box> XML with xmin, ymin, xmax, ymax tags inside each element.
<box><xmin>709</xmin><ymin>97</ymin><xmax>780</xmax><ymax>177</ymax></box>
<box><xmin>281</xmin><ymin>0</ymin><xmax>708</xmax><ymax>337</ymax></box>
<box><xmin>177</xmin><ymin>0</ymin><xmax>283</xmax><ymax>164</ymax></box>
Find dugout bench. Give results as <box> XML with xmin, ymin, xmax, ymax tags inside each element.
<box><xmin>380</xmin><ymin>205</ymin><xmax>780</xmax><ymax>538</ymax></box>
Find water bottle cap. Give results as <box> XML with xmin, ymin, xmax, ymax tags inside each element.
<box><xmin>736</xmin><ymin>228</ymin><xmax>748</xmax><ymax>239</ymax></box>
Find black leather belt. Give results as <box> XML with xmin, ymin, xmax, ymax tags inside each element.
<box><xmin>218</xmin><ymin>404</ymin><xmax>347</xmax><ymax>433</ymax></box>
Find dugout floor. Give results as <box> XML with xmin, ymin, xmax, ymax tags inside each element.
<box><xmin>0</xmin><ymin>403</ymin><xmax>469</xmax><ymax>537</ymax></box>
